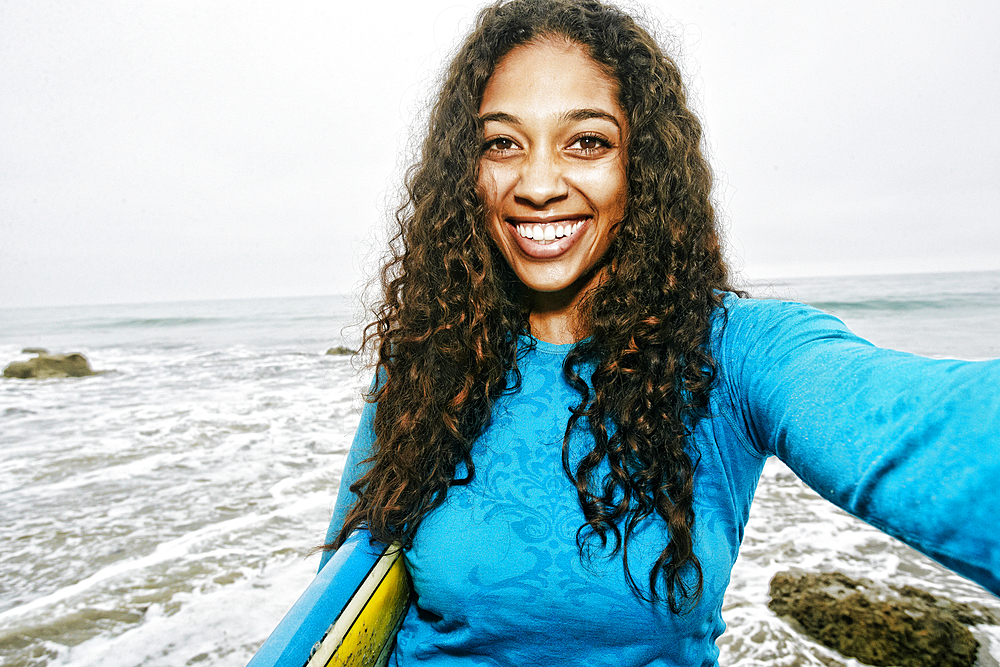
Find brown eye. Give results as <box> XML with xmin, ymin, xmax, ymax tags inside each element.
<box><xmin>569</xmin><ymin>134</ymin><xmax>611</xmax><ymax>153</ymax></box>
<box><xmin>485</xmin><ymin>137</ymin><xmax>515</xmax><ymax>152</ymax></box>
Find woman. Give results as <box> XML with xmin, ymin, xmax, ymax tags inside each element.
<box><xmin>321</xmin><ymin>1</ymin><xmax>1000</xmax><ymax>664</ymax></box>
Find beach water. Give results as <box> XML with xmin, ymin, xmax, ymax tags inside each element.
<box><xmin>1</xmin><ymin>272</ymin><xmax>999</xmax><ymax>667</ymax></box>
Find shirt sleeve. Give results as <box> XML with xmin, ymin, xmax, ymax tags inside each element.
<box><xmin>716</xmin><ymin>296</ymin><xmax>1000</xmax><ymax>594</ymax></box>
<box><xmin>318</xmin><ymin>395</ymin><xmax>378</xmax><ymax>571</ymax></box>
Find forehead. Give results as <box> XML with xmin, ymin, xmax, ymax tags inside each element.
<box><xmin>480</xmin><ymin>39</ymin><xmax>622</xmax><ymax>118</ymax></box>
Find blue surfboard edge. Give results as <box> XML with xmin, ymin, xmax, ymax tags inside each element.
<box><xmin>248</xmin><ymin>530</ymin><xmax>386</xmax><ymax>667</ymax></box>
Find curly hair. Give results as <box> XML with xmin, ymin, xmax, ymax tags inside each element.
<box><xmin>332</xmin><ymin>0</ymin><xmax>736</xmax><ymax>613</ymax></box>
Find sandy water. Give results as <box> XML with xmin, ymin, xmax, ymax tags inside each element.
<box><xmin>1</xmin><ymin>274</ymin><xmax>999</xmax><ymax>666</ymax></box>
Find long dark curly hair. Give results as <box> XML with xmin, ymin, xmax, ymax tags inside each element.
<box><xmin>332</xmin><ymin>0</ymin><xmax>736</xmax><ymax>613</ymax></box>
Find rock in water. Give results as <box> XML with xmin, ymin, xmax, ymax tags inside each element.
<box><xmin>767</xmin><ymin>570</ymin><xmax>980</xmax><ymax>667</ymax></box>
<box><xmin>3</xmin><ymin>352</ymin><xmax>97</xmax><ymax>379</ymax></box>
<box><xmin>325</xmin><ymin>346</ymin><xmax>356</xmax><ymax>356</ymax></box>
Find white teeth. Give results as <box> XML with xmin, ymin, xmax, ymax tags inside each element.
<box><xmin>516</xmin><ymin>220</ymin><xmax>584</xmax><ymax>244</ymax></box>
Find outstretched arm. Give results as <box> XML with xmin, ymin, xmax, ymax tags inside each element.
<box><xmin>717</xmin><ymin>297</ymin><xmax>1000</xmax><ymax>594</ymax></box>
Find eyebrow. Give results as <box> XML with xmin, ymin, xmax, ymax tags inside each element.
<box><xmin>479</xmin><ymin>108</ymin><xmax>622</xmax><ymax>130</ymax></box>
<box><xmin>564</xmin><ymin>108</ymin><xmax>621</xmax><ymax>129</ymax></box>
<box><xmin>479</xmin><ymin>111</ymin><xmax>520</xmax><ymax>125</ymax></box>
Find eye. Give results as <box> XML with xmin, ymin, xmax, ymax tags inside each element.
<box><xmin>483</xmin><ymin>137</ymin><xmax>518</xmax><ymax>154</ymax></box>
<box><xmin>568</xmin><ymin>134</ymin><xmax>613</xmax><ymax>154</ymax></box>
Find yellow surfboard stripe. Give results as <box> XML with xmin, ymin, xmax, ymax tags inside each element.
<box><xmin>308</xmin><ymin>546</ymin><xmax>411</xmax><ymax>667</ymax></box>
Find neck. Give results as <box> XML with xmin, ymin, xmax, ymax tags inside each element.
<box><xmin>526</xmin><ymin>270</ymin><xmax>602</xmax><ymax>344</ymax></box>
<box><xmin>528</xmin><ymin>302</ymin><xmax>581</xmax><ymax>344</ymax></box>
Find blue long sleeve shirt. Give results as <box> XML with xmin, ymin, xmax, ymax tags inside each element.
<box><xmin>322</xmin><ymin>295</ymin><xmax>1000</xmax><ymax>666</ymax></box>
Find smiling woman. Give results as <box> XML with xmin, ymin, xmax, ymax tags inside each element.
<box><xmin>311</xmin><ymin>1</ymin><xmax>1000</xmax><ymax>666</ymax></box>
<box><xmin>478</xmin><ymin>38</ymin><xmax>627</xmax><ymax>343</ymax></box>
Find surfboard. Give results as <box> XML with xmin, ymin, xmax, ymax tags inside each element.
<box><xmin>247</xmin><ymin>530</ymin><xmax>411</xmax><ymax>667</ymax></box>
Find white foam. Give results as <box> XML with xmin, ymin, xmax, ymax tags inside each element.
<box><xmin>45</xmin><ymin>553</ymin><xmax>318</xmax><ymax>667</ymax></box>
<box><xmin>0</xmin><ymin>491</ymin><xmax>333</xmax><ymax>625</ymax></box>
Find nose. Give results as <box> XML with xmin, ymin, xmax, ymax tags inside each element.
<box><xmin>513</xmin><ymin>151</ymin><xmax>568</xmax><ymax>206</ymax></box>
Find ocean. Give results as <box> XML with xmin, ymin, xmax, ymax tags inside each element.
<box><xmin>1</xmin><ymin>271</ymin><xmax>999</xmax><ymax>667</ymax></box>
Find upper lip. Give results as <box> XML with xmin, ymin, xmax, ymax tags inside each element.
<box><xmin>505</xmin><ymin>214</ymin><xmax>591</xmax><ymax>224</ymax></box>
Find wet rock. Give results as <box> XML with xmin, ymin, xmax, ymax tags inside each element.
<box><xmin>893</xmin><ymin>584</ymin><xmax>1000</xmax><ymax>626</ymax></box>
<box><xmin>3</xmin><ymin>351</ymin><xmax>98</xmax><ymax>379</ymax></box>
<box><xmin>768</xmin><ymin>570</ymin><xmax>982</xmax><ymax>667</ymax></box>
<box><xmin>325</xmin><ymin>346</ymin><xmax>356</xmax><ymax>356</ymax></box>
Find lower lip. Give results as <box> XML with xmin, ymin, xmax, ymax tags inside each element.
<box><xmin>507</xmin><ymin>219</ymin><xmax>590</xmax><ymax>259</ymax></box>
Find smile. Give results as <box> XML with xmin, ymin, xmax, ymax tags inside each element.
<box><xmin>509</xmin><ymin>219</ymin><xmax>587</xmax><ymax>245</ymax></box>
<box><xmin>504</xmin><ymin>216</ymin><xmax>592</xmax><ymax>260</ymax></box>
<box><xmin>515</xmin><ymin>221</ymin><xmax>584</xmax><ymax>244</ymax></box>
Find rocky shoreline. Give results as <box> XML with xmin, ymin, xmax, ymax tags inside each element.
<box><xmin>769</xmin><ymin>570</ymin><xmax>998</xmax><ymax>667</ymax></box>
<box><xmin>2</xmin><ymin>349</ymin><xmax>102</xmax><ymax>379</ymax></box>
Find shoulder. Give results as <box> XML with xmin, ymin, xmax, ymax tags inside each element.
<box><xmin>712</xmin><ymin>292</ymin><xmax>849</xmax><ymax>334</ymax></box>
<box><xmin>706</xmin><ymin>293</ymin><xmax>878</xmax><ymax>392</ymax></box>
<box><xmin>710</xmin><ymin>293</ymin><xmax>860</xmax><ymax>356</ymax></box>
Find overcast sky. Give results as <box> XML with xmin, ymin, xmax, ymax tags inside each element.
<box><xmin>2</xmin><ymin>1</ymin><xmax>998</xmax><ymax>308</ymax></box>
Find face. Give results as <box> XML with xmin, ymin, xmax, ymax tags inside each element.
<box><xmin>478</xmin><ymin>39</ymin><xmax>627</xmax><ymax>305</ymax></box>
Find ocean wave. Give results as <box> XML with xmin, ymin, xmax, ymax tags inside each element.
<box><xmin>806</xmin><ymin>291</ymin><xmax>997</xmax><ymax>312</ymax></box>
<box><xmin>810</xmin><ymin>297</ymin><xmax>950</xmax><ymax>312</ymax></box>
<box><xmin>86</xmin><ymin>316</ymin><xmax>235</xmax><ymax>329</ymax></box>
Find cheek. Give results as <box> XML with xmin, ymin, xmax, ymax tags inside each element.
<box><xmin>579</xmin><ymin>166</ymin><xmax>627</xmax><ymax>215</ymax></box>
<box><xmin>477</xmin><ymin>169</ymin><xmax>506</xmax><ymax>249</ymax></box>
<box><xmin>606</xmin><ymin>165</ymin><xmax>628</xmax><ymax>218</ymax></box>
<box><xmin>477</xmin><ymin>164</ymin><xmax>502</xmax><ymax>215</ymax></box>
